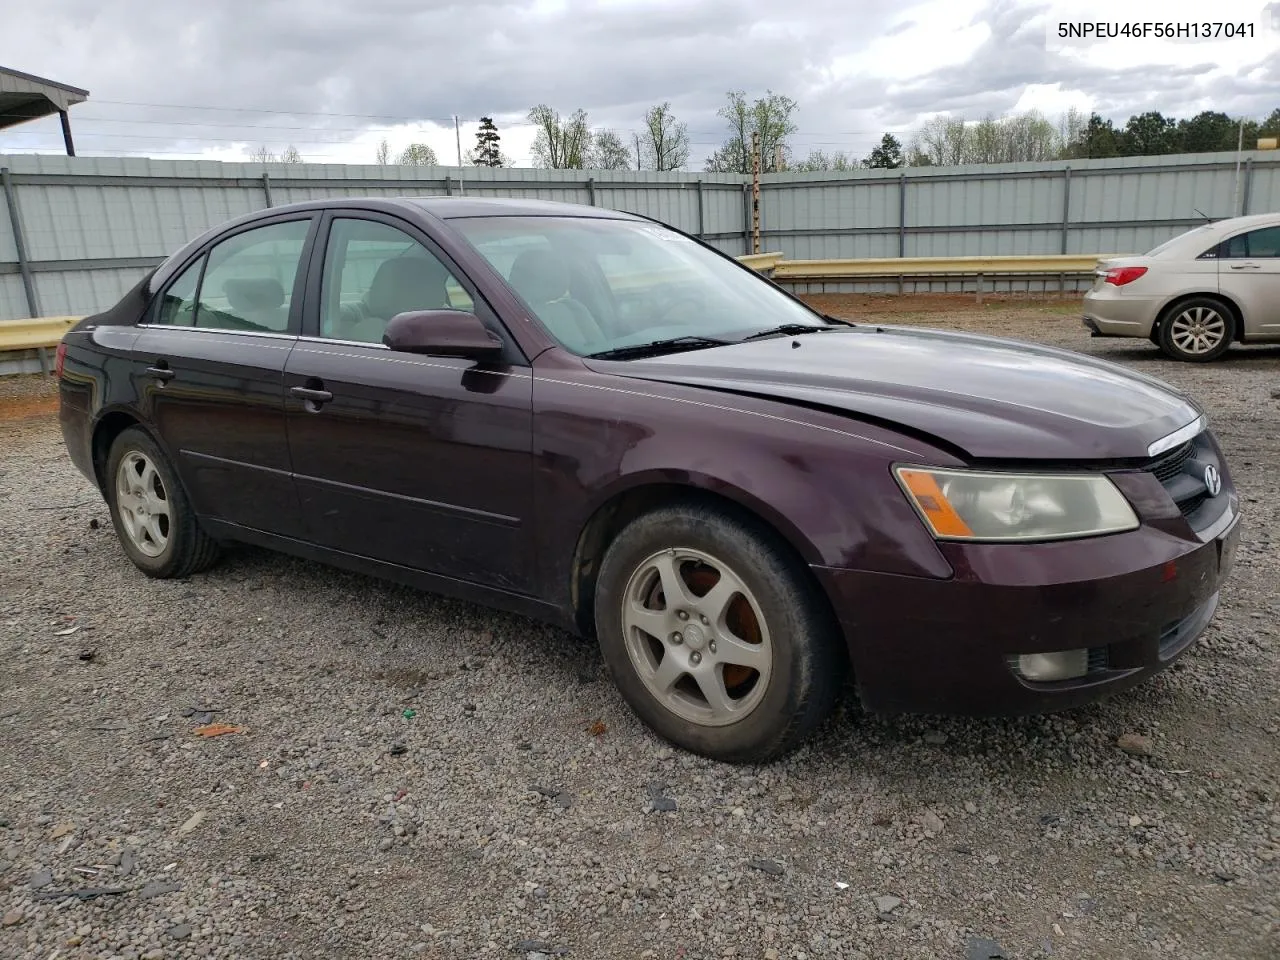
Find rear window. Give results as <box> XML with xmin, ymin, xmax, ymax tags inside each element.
<box><xmin>1145</xmin><ymin>224</ymin><xmax>1214</xmax><ymax>258</ymax></box>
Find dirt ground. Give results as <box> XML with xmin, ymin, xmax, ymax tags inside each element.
<box><xmin>1</xmin><ymin>298</ymin><xmax>1278</xmax><ymax>960</ymax></box>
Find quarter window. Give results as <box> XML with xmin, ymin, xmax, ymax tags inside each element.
<box><xmin>154</xmin><ymin>257</ymin><xmax>201</xmax><ymax>326</ymax></box>
<box><xmin>319</xmin><ymin>218</ymin><xmax>474</xmax><ymax>344</ymax></box>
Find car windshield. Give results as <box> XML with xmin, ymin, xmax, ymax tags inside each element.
<box><xmin>450</xmin><ymin>216</ymin><xmax>828</xmax><ymax>356</ymax></box>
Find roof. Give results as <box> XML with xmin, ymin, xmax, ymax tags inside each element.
<box><xmin>404</xmin><ymin>196</ymin><xmax>638</xmax><ymax>219</ymax></box>
<box><xmin>0</xmin><ymin>66</ymin><xmax>89</xmax><ymax>131</ymax></box>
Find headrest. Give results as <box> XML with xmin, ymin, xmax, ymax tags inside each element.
<box><xmin>223</xmin><ymin>277</ymin><xmax>285</xmax><ymax>313</ymax></box>
<box><xmin>507</xmin><ymin>248</ymin><xmax>569</xmax><ymax>306</ymax></box>
<box><xmin>366</xmin><ymin>256</ymin><xmax>448</xmax><ymax>319</ymax></box>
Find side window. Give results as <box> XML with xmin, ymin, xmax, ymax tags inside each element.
<box><xmin>153</xmin><ymin>257</ymin><xmax>202</xmax><ymax>326</ymax></box>
<box><xmin>320</xmin><ymin>218</ymin><xmax>475</xmax><ymax>344</ymax></box>
<box><xmin>195</xmin><ymin>220</ymin><xmax>311</xmax><ymax>333</ymax></box>
<box><xmin>1223</xmin><ymin>226</ymin><xmax>1280</xmax><ymax>259</ymax></box>
<box><xmin>1245</xmin><ymin>226</ymin><xmax>1280</xmax><ymax>258</ymax></box>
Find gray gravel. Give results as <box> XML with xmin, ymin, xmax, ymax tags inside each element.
<box><xmin>2</xmin><ymin>309</ymin><xmax>1279</xmax><ymax>960</ymax></box>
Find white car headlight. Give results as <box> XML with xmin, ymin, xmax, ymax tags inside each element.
<box><xmin>894</xmin><ymin>466</ymin><xmax>1139</xmax><ymax>542</ymax></box>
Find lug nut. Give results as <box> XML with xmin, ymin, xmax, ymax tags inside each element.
<box><xmin>677</xmin><ymin>610</ymin><xmax>689</xmax><ymax>621</ymax></box>
<box><xmin>709</xmin><ymin>641</ymin><xmax>717</xmax><ymax>654</ymax></box>
<box><xmin>690</xmin><ymin>652</ymin><xmax>702</xmax><ymax>666</ymax></box>
<box><xmin>700</xmin><ymin>615</ymin><xmax>709</xmax><ymax>625</ymax></box>
<box><xmin>671</xmin><ymin>632</ymin><xmax>683</xmax><ymax>644</ymax></box>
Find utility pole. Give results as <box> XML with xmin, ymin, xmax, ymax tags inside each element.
<box><xmin>1232</xmin><ymin>118</ymin><xmax>1245</xmax><ymax>215</ymax></box>
<box><xmin>751</xmin><ymin>130</ymin><xmax>761</xmax><ymax>254</ymax></box>
<box><xmin>773</xmin><ymin>142</ymin><xmax>783</xmax><ymax>173</ymax></box>
<box><xmin>454</xmin><ymin>115</ymin><xmax>465</xmax><ymax>195</ymax></box>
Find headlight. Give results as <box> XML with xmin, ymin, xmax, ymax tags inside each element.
<box><xmin>894</xmin><ymin>466</ymin><xmax>1139</xmax><ymax>542</ymax></box>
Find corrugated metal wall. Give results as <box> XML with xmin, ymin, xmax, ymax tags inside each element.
<box><xmin>1</xmin><ymin>151</ymin><xmax>1277</xmax><ymax>319</ymax></box>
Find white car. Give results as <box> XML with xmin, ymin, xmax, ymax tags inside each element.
<box><xmin>1082</xmin><ymin>211</ymin><xmax>1280</xmax><ymax>361</ymax></box>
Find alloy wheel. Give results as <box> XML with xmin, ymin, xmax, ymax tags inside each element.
<box><xmin>1168</xmin><ymin>306</ymin><xmax>1226</xmax><ymax>356</ymax></box>
<box><xmin>115</xmin><ymin>450</ymin><xmax>171</xmax><ymax>558</ymax></box>
<box><xmin>621</xmin><ymin>547</ymin><xmax>773</xmax><ymax>727</ymax></box>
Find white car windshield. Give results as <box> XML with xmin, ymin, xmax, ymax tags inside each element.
<box><xmin>452</xmin><ymin>216</ymin><xmax>828</xmax><ymax>356</ymax></box>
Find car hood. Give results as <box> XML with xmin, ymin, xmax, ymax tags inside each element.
<box><xmin>583</xmin><ymin>325</ymin><xmax>1202</xmax><ymax>461</ymax></box>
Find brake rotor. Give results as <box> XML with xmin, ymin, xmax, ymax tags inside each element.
<box><xmin>682</xmin><ymin>563</ymin><xmax>761</xmax><ymax>694</ymax></box>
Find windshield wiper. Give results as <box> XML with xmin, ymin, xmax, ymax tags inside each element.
<box><xmin>740</xmin><ymin>323</ymin><xmax>838</xmax><ymax>342</ymax></box>
<box><xmin>586</xmin><ymin>335</ymin><xmax>733</xmax><ymax>361</ymax></box>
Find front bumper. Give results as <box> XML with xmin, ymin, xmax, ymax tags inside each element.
<box><xmin>813</xmin><ymin>506</ymin><xmax>1240</xmax><ymax>716</ymax></box>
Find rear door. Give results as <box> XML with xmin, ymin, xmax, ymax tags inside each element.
<box><xmin>1217</xmin><ymin>224</ymin><xmax>1280</xmax><ymax>339</ymax></box>
<box><xmin>283</xmin><ymin>211</ymin><xmax>535</xmax><ymax>592</ymax></box>
<box><xmin>135</xmin><ymin>215</ymin><xmax>318</xmax><ymax>537</ymax></box>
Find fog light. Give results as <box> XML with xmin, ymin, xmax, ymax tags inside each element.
<box><xmin>1015</xmin><ymin>649</ymin><xmax>1089</xmax><ymax>682</ymax></box>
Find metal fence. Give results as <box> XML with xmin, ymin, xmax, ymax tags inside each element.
<box><xmin>2</xmin><ymin>150</ymin><xmax>1278</xmax><ymax>319</ymax></box>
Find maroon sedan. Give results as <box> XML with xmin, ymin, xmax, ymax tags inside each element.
<box><xmin>56</xmin><ymin>197</ymin><xmax>1241</xmax><ymax>762</ymax></box>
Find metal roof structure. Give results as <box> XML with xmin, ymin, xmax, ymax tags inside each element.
<box><xmin>0</xmin><ymin>66</ymin><xmax>89</xmax><ymax>155</ymax></box>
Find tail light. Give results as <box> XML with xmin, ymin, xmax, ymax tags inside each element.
<box><xmin>1103</xmin><ymin>266</ymin><xmax>1148</xmax><ymax>286</ymax></box>
<box><xmin>54</xmin><ymin>341</ymin><xmax>67</xmax><ymax>378</ymax></box>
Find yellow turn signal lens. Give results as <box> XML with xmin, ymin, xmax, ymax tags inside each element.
<box><xmin>897</xmin><ymin>468</ymin><xmax>975</xmax><ymax>538</ymax></box>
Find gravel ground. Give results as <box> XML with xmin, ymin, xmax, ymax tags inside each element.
<box><xmin>2</xmin><ymin>300</ymin><xmax>1278</xmax><ymax>960</ymax></box>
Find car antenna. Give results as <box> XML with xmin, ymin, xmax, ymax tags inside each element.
<box><xmin>1193</xmin><ymin>208</ymin><xmax>1213</xmax><ymax>223</ymax></box>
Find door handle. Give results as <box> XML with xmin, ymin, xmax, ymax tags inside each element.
<box><xmin>145</xmin><ymin>365</ymin><xmax>175</xmax><ymax>382</ymax></box>
<box><xmin>291</xmin><ymin>385</ymin><xmax>334</xmax><ymax>404</ymax></box>
<box><xmin>1228</xmin><ymin>263</ymin><xmax>1260</xmax><ymax>270</ymax></box>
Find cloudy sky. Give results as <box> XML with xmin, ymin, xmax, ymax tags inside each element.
<box><xmin>2</xmin><ymin>0</ymin><xmax>1278</xmax><ymax>167</ymax></box>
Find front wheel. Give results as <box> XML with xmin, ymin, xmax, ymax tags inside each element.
<box><xmin>105</xmin><ymin>426</ymin><xmax>221</xmax><ymax>579</ymax></box>
<box><xmin>593</xmin><ymin>503</ymin><xmax>846</xmax><ymax>763</ymax></box>
<box><xmin>1157</xmin><ymin>298</ymin><xmax>1235</xmax><ymax>362</ymax></box>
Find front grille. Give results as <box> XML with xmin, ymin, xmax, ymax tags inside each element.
<box><xmin>1178</xmin><ymin>492</ymin><xmax>1208</xmax><ymax>517</ymax></box>
<box><xmin>1087</xmin><ymin>646</ymin><xmax>1110</xmax><ymax>673</ymax></box>
<box><xmin>1140</xmin><ymin>436</ymin><xmax>1219</xmax><ymax>524</ymax></box>
<box><xmin>1149</xmin><ymin>441</ymin><xmax>1194</xmax><ymax>484</ymax></box>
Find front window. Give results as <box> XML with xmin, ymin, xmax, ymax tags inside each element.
<box><xmin>451</xmin><ymin>216</ymin><xmax>825</xmax><ymax>356</ymax></box>
<box><xmin>319</xmin><ymin>218</ymin><xmax>475</xmax><ymax>345</ymax></box>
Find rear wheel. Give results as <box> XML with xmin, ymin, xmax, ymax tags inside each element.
<box><xmin>593</xmin><ymin>503</ymin><xmax>845</xmax><ymax>763</ymax></box>
<box><xmin>105</xmin><ymin>427</ymin><xmax>220</xmax><ymax>578</ymax></box>
<box><xmin>1157</xmin><ymin>298</ymin><xmax>1235</xmax><ymax>362</ymax></box>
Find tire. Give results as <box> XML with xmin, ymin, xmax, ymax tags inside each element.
<box><xmin>593</xmin><ymin>503</ymin><xmax>846</xmax><ymax>763</ymax></box>
<box><xmin>104</xmin><ymin>426</ymin><xmax>220</xmax><ymax>579</ymax></box>
<box><xmin>1156</xmin><ymin>297</ymin><xmax>1235</xmax><ymax>362</ymax></box>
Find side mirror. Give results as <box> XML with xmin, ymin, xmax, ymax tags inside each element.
<box><xmin>383</xmin><ymin>310</ymin><xmax>504</xmax><ymax>359</ymax></box>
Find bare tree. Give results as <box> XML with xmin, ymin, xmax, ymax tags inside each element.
<box><xmin>704</xmin><ymin>90</ymin><xmax>798</xmax><ymax>173</ymax></box>
<box><xmin>249</xmin><ymin>145</ymin><xmax>277</xmax><ymax>163</ymax></box>
<box><xmin>791</xmin><ymin>149</ymin><xmax>860</xmax><ymax>172</ymax></box>
<box><xmin>907</xmin><ymin>111</ymin><xmax>1063</xmax><ymax>166</ymax></box>
<box><xmin>375</xmin><ymin>139</ymin><xmax>391</xmax><ymax>165</ymax></box>
<box><xmin>528</xmin><ymin>105</ymin><xmax>593</xmax><ymax>169</ymax></box>
<box><xmin>637</xmin><ymin>102</ymin><xmax>690</xmax><ymax>171</ymax></box>
<box><xmin>280</xmin><ymin>145</ymin><xmax>303</xmax><ymax>164</ymax></box>
<box><xmin>591</xmin><ymin>130</ymin><xmax>633</xmax><ymax>170</ymax></box>
<box><xmin>397</xmin><ymin>143</ymin><xmax>439</xmax><ymax>166</ymax></box>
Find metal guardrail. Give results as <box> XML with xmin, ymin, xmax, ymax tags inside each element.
<box><xmin>771</xmin><ymin>254</ymin><xmax>1112</xmax><ymax>280</ymax></box>
<box><xmin>736</xmin><ymin>251</ymin><xmax>786</xmax><ymax>272</ymax></box>
<box><xmin>0</xmin><ymin>315</ymin><xmax>78</xmax><ymax>375</ymax></box>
